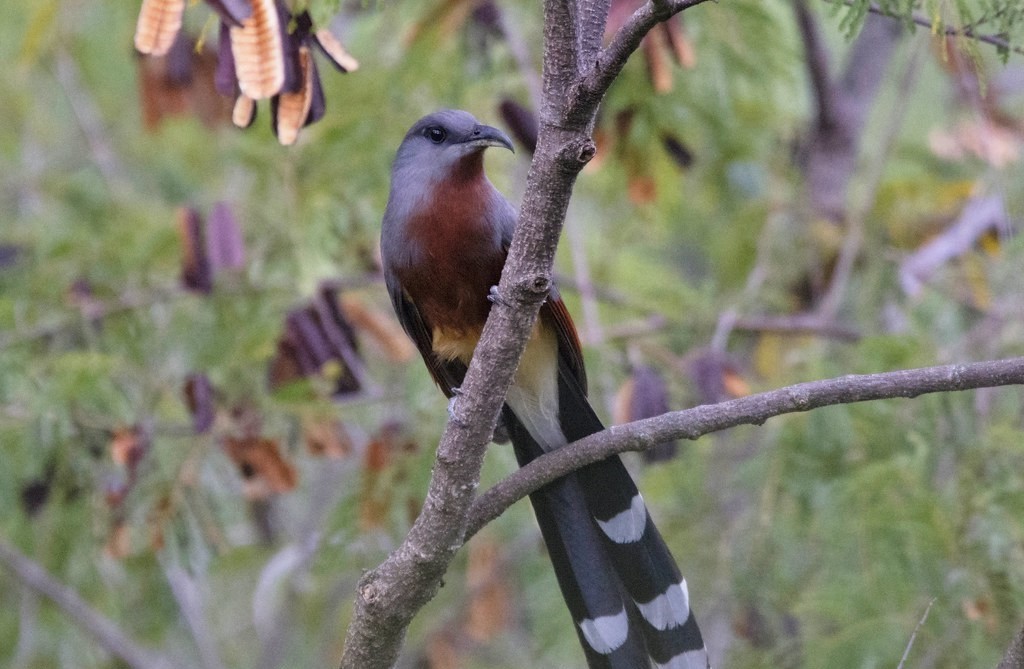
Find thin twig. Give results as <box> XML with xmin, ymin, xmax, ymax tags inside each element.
<box><xmin>815</xmin><ymin>33</ymin><xmax>927</xmax><ymax>318</ymax></box>
<box><xmin>732</xmin><ymin>314</ymin><xmax>861</xmax><ymax>341</ymax></box>
<box><xmin>0</xmin><ymin>286</ymin><xmax>176</xmax><ymax>349</ymax></box>
<box><xmin>794</xmin><ymin>0</ymin><xmax>838</xmax><ymax>130</ymax></box>
<box><xmin>852</xmin><ymin>1</ymin><xmax>1024</xmax><ymax>56</ymax></box>
<box><xmin>466</xmin><ymin>357</ymin><xmax>1024</xmax><ymax>538</ymax></box>
<box><xmin>0</xmin><ymin>539</ymin><xmax>176</xmax><ymax>669</ymax></box>
<box><xmin>899</xmin><ymin>195</ymin><xmax>1010</xmax><ymax>296</ymax></box>
<box><xmin>52</xmin><ymin>50</ymin><xmax>131</xmax><ymax>198</ymax></box>
<box><xmin>164</xmin><ymin>567</ymin><xmax>228</xmax><ymax>669</ymax></box>
<box><xmin>496</xmin><ymin>5</ymin><xmax>543</xmax><ymax>109</ymax></box>
<box><xmin>709</xmin><ymin>211</ymin><xmax>776</xmax><ymax>352</ymax></box>
<box><xmin>258</xmin><ymin>458</ymin><xmax>354</xmax><ymax>669</ymax></box>
<box><xmin>897</xmin><ymin>598</ymin><xmax>936</xmax><ymax>669</ymax></box>
<box><xmin>564</xmin><ymin>216</ymin><xmax>605</xmax><ymax>348</ymax></box>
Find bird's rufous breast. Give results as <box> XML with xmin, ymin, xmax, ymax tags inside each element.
<box><xmin>395</xmin><ymin>159</ymin><xmax>506</xmax><ymax>364</ymax></box>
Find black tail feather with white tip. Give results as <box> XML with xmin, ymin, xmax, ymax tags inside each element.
<box><xmin>504</xmin><ymin>388</ymin><xmax>710</xmax><ymax>669</ymax></box>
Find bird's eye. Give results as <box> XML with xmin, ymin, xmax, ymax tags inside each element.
<box><xmin>425</xmin><ymin>126</ymin><xmax>447</xmax><ymax>144</ymax></box>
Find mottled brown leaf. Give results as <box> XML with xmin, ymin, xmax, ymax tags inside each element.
<box><xmin>662</xmin><ymin>17</ymin><xmax>696</xmax><ymax>69</ymax></box>
<box><xmin>223</xmin><ymin>435</ymin><xmax>297</xmax><ymax>497</ymax></box>
<box><xmin>273</xmin><ymin>45</ymin><xmax>314</xmax><ymax>145</ymax></box>
<box><xmin>359</xmin><ymin>422</ymin><xmax>416</xmax><ymax>530</ymax></box>
<box><xmin>111</xmin><ymin>426</ymin><xmax>148</xmax><ymax>471</ymax></box>
<box><xmin>304</xmin><ymin>419</ymin><xmax>354</xmax><ymax>458</ymax></box>
<box><xmin>138</xmin><ymin>32</ymin><xmax>233</xmax><ymax>131</ymax></box>
<box><xmin>689</xmin><ymin>350</ymin><xmax>748</xmax><ymax>404</ymax></box>
<box><xmin>104</xmin><ymin>520</ymin><xmax>131</xmax><ymax>559</ymax></box>
<box><xmin>642</xmin><ymin>27</ymin><xmax>674</xmax><ymax>94</ymax></box>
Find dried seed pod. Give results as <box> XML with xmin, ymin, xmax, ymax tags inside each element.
<box><xmin>206</xmin><ymin>201</ymin><xmax>246</xmax><ymax>271</ymax></box>
<box><xmin>663</xmin><ymin>17</ymin><xmax>696</xmax><ymax>69</ymax></box>
<box><xmin>229</xmin><ymin>0</ymin><xmax>284</xmax><ymax>99</ymax></box>
<box><xmin>272</xmin><ymin>46</ymin><xmax>314</xmax><ymax>145</ymax></box>
<box><xmin>177</xmin><ymin>206</ymin><xmax>212</xmax><ymax>293</ymax></box>
<box><xmin>206</xmin><ymin>0</ymin><xmax>252</xmax><ymax>27</ymax></box>
<box><xmin>134</xmin><ymin>0</ymin><xmax>186</xmax><ymax>56</ymax></box>
<box><xmin>184</xmin><ymin>373</ymin><xmax>215</xmax><ymax>434</ymax></box>
<box><xmin>614</xmin><ymin>366</ymin><xmax>678</xmax><ymax>462</ymax></box>
<box><xmin>215</xmin><ymin>21</ymin><xmax>238</xmax><ymax>96</ymax></box>
<box><xmin>232</xmin><ymin>94</ymin><xmax>257</xmax><ymax>128</ymax></box>
<box><xmin>662</xmin><ymin>133</ymin><xmax>694</xmax><ymax>169</ymax></box>
<box><xmin>305</xmin><ymin>58</ymin><xmax>326</xmax><ymax>126</ymax></box>
<box><xmin>314</xmin><ymin>28</ymin><xmax>359</xmax><ymax>72</ymax></box>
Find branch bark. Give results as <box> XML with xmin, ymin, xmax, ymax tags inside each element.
<box><xmin>997</xmin><ymin>619</ymin><xmax>1024</xmax><ymax>669</ymax></box>
<box><xmin>465</xmin><ymin>358</ymin><xmax>1024</xmax><ymax>539</ymax></box>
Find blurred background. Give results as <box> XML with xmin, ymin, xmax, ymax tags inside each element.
<box><xmin>2</xmin><ymin>0</ymin><xmax>1024</xmax><ymax>667</ymax></box>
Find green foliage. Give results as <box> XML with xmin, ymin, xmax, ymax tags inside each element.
<box><xmin>2</xmin><ymin>0</ymin><xmax>1024</xmax><ymax>668</ymax></box>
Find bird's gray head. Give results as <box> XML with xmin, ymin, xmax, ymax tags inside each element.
<box><xmin>382</xmin><ymin>110</ymin><xmax>517</xmax><ymax>269</ymax></box>
<box><xmin>392</xmin><ymin>109</ymin><xmax>514</xmax><ymax>182</ymax></box>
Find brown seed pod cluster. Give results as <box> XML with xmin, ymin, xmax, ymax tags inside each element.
<box><xmin>135</xmin><ymin>0</ymin><xmax>358</xmax><ymax>145</ymax></box>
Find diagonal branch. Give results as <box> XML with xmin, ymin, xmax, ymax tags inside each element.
<box><xmin>0</xmin><ymin>539</ymin><xmax>176</xmax><ymax>669</ymax></box>
<box><xmin>793</xmin><ymin>0</ymin><xmax>838</xmax><ymax>131</ymax></box>
<box><xmin>465</xmin><ymin>357</ymin><xmax>1024</xmax><ymax>539</ymax></box>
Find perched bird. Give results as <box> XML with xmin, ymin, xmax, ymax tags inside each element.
<box><xmin>381</xmin><ymin>109</ymin><xmax>710</xmax><ymax>669</ymax></box>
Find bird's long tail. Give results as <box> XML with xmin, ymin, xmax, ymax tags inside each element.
<box><xmin>505</xmin><ymin>380</ymin><xmax>710</xmax><ymax>669</ymax></box>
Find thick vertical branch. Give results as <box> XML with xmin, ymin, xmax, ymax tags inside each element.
<box><xmin>577</xmin><ymin>0</ymin><xmax>613</xmax><ymax>59</ymax></box>
<box><xmin>800</xmin><ymin>11</ymin><xmax>903</xmax><ymax>223</ymax></box>
<box><xmin>338</xmin><ymin>1</ymin><xmax>708</xmax><ymax>667</ymax></box>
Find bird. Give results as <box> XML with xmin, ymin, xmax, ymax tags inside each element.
<box><xmin>380</xmin><ymin>109</ymin><xmax>710</xmax><ymax>669</ymax></box>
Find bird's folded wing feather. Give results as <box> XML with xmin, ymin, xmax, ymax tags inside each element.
<box><xmin>385</xmin><ymin>276</ymin><xmax>467</xmax><ymax>398</ymax></box>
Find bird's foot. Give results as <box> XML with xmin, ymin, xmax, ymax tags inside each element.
<box><xmin>447</xmin><ymin>390</ymin><xmax>465</xmax><ymax>426</ymax></box>
<box><xmin>487</xmin><ymin>285</ymin><xmax>510</xmax><ymax>307</ymax></box>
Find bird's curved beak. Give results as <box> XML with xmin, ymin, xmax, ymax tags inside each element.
<box><xmin>464</xmin><ymin>124</ymin><xmax>515</xmax><ymax>153</ymax></box>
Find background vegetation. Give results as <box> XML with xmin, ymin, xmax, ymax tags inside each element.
<box><xmin>2</xmin><ymin>0</ymin><xmax>1024</xmax><ymax>667</ymax></box>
